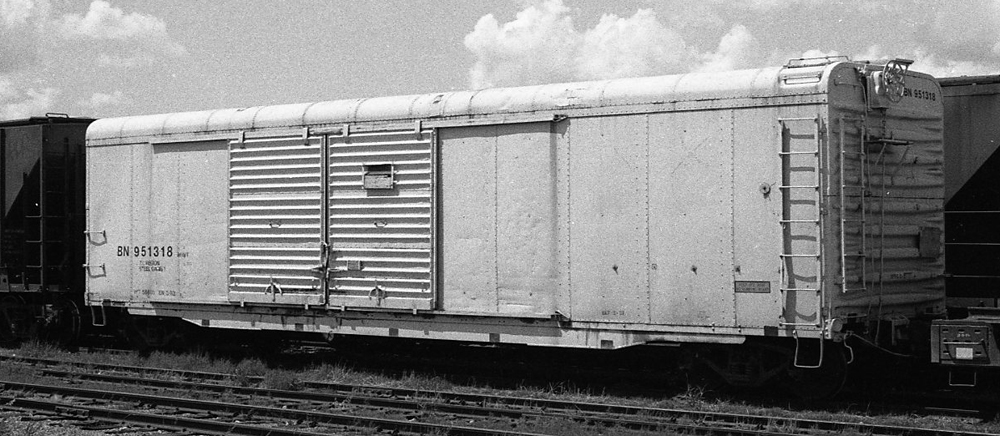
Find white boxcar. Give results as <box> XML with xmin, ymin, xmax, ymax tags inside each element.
<box><xmin>85</xmin><ymin>58</ymin><xmax>944</xmax><ymax>362</ymax></box>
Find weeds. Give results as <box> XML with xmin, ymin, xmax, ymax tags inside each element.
<box><xmin>395</xmin><ymin>371</ymin><xmax>453</xmax><ymax>392</ymax></box>
<box><xmin>263</xmin><ymin>369</ymin><xmax>301</xmax><ymax>391</ymax></box>
<box><xmin>15</xmin><ymin>340</ymin><xmax>60</xmax><ymax>359</ymax></box>
<box><xmin>232</xmin><ymin>358</ymin><xmax>267</xmax><ymax>387</ymax></box>
<box><xmin>144</xmin><ymin>349</ymin><xmax>217</xmax><ymax>372</ymax></box>
<box><xmin>310</xmin><ymin>362</ymin><xmax>350</xmax><ymax>382</ymax></box>
<box><xmin>3</xmin><ymin>343</ymin><xmax>997</xmax><ymax>435</ymax></box>
<box><xmin>675</xmin><ymin>384</ymin><xmax>706</xmax><ymax>408</ymax></box>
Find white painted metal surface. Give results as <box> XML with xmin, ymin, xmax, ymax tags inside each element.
<box><xmin>227</xmin><ymin>134</ymin><xmax>325</xmax><ymax>306</ymax></box>
<box><xmin>439</xmin><ymin>122</ymin><xmax>564</xmax><ymax>317</ymax></box>
<box><xmin>86</xmin><ymin>139</ymin><xmax>231</xmax><ymax>306</ymax></box>
<box><xmin>86</xmin><ymin>59</ymin><xmax>946</xmax><ymax>349</ymax></box>
<box><xmin>569</xmin><ymin>115</ymin><xmax>653</xmax><ymax>324</ymax></box>
<box><xmin>326</xmin><ymin>129</ymin><xmax>435</xmax><ymax>310</ymax></box>
<box><xmin>86</xmin><ymin>66</ymin><xmax>823</xmax><ymax>146</ymax></box>
<box><xmin>778</xmin><ymin>117</ymin><xmax>824</xmax><ymax>328</ymax></box>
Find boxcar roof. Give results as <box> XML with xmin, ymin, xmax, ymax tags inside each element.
<box><xmin>88</xmin><ymin>61</ymin><xmax>855</xmax><ymax>143</ymax></box>
<box><xmin>939</xmin><ymin>75</ymin><xmax>1000</xmax><ymax>87</ymax></box>
<box><xmin>0</xmin><ymin>115</ymin><xmax>95</xmax><ymax>128</ymax></box>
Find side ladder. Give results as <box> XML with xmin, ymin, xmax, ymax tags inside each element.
<box><xmin>778</xmin><ymin>117</ymin><xmax>826</xmax><ymax>369</ymax></box>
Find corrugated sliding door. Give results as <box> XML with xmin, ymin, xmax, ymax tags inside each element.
<box><xmin>326</xmin><ymin>128</ymin><xmax>435</xmax><ymax>311</ymax></box>
<box><xmin>228</xmin><ymin>134</ymin><xmax>326</xmax><ymax>306</ymax></box>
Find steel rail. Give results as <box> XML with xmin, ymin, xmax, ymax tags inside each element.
<box><xmin>0</xmin><ymin>385</ymin><xmax>798</xmax><ymax>436</ymax></box>
<box><xmin>0</xmin><ymin>380</ymin><xmax>549</xmax><ymax>436</ymax></box>
<box><xmin>37</xmin><ymin>369</ymin><xmax>777</xmax><ymax>434</ymax></box>
<box><xmin>0</xmin><ymin>354</ymin><xmax>231</xmax><ymax>380</ymax></box>
<box><xmin>3</xmin><ymin>354</ymin><xmax>992</xmax><ymax>436</ymax></box>
<box><xmin>1</xmin><ymin>396</ymin><xmax>332</xmax><ymax>436</ymax></box>
<box><xmin>30</xmin><ymin>366</ymin><xmax>996</xmax><ymax>436</ymax></box>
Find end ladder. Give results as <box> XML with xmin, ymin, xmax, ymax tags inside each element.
<box><xmin>838</xmin><ymin>117</ymin><xmax>869</xmax><ymax>293</ymax></box>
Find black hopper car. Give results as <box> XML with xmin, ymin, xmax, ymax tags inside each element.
<box><xmin>0</xmin><ymin>115</ymin><xmax>91</xmax><ymax>345</ymax></box>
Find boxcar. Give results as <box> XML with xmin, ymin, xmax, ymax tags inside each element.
<box><xmin>0</xmin><ymin>114</ymin><xmax>92</xmax><ymax>344</ymax></box>
<box><xmin>85</xmin><ymin>58</ymin><xmax>944</xmax><ymax>388</ymax></box>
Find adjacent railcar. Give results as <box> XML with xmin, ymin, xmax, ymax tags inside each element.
<box><xmin>85</xmin><ymin>58</ymin><xmax>944</xmax><ymax>387</ymax></box>
<box><xmin>0</xmin><ymin>115</ymin><xmax>92</xmax><ymax>344</ymax></box>
<box><xmin>932</xmin><ymin>76</ymin><xmax>1000</xmax><ymax>369</ymax></box>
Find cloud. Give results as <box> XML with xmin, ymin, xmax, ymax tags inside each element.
<box><xmin>922</xmin><ymin>0</ymin><xmax>1000</xmax><ymax>58</ymax></box>
<box><xmin>695</xmin><ymin>24</ymin><xmax>760</xmax><ymax>73</ymax></box>
<box><xmin>464</xmin><ymin>0</ymin><xmax>749</xmax><ymax>89</ymax></box>
<box><xmin>850</xmin><ymin>45</ymin><xmax>997</xmax><ymax>78</ymax></box>
<box><xmin>0</xmin><ymin>78</ymin><xmax>57</xmax><ymax>119</ymax></box>
<box><xmin>1</xmin><ymin>0</ymin><xmax>48</xmax><ymax>27</ymax></box>
<box><xmin>78</xmin><ymin>90</ymin><xmax>129</xmax><ymax>112</ymax></box>
<box><xmin>465</xmin><ymin>1</ymin><xmax>1000</xmax><ymax>88</ymax></box>
<box><xmin>2</xmin><ymin>1</ymin><xmax>184</xmax><ymax>119</ymax></box>
<box><xmin>576</xmin><ymin>9</ymin><xmax>693</xmax><ymax>80</ymax></box>
<box><xmin>729</xmin><ymin>0</ymin><xmax>826</xmax><ymax>10</ymax></box>
<box><xmin>464</xmin><ymin>0</ymin><xmax>581</xmax><ymax>89</ymax></box>
<box><xmin>902</xmin><ymin>49</ymin><xmax>996</xmax><ymax>78</ymax></box>
<box><xmin>0</xmin><ymin>0</ymin><xmax>54</xmax><ymax>118</ymax></box>
<box><xmin>57</xmin><ymin>0</ymin><xmax>186</xmax><ymax>67</ymax></box>
<box><xmin>0</xmin><ymin>0</ymin><xmax>49</xmax><ymax>73</ymax></box>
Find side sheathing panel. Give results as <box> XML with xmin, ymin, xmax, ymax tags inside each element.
<box><xmin>940</xmin><ymin>81</ymin><xmax>1000</xmax><ymax>304</ymax></box>
<box><xmin>437</xmin><ymin>108</ymin><xmax>794</xmax><ymax>330</ymax></box>
<box><xmin>89</xmin><ymin>106</ymin><xmax>811</xmax><ymax>340</ymax></box>
<box><xmin>86</xmin><ymin>140</ymin><xmax>230</xmax><ymax>306</ymax></box>
<box><xmin>438</xmin><ymin>122</ymin><xmax>564</xmax><ymax>317</ymax></box>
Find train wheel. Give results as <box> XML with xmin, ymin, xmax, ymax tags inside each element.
<box><xmin>783</xmin><ymin>342</ymin><xmax>848</xmax><ymax>400</ymax></box>
<box><xmin>123</xmin><ymin>316</ymin><xmax>184</xmax><ymax>351</ymax></box>
<box><xmin>685</xmin><ymin>342</ymin><xmax>790</xmax><ymax>390</ymax></box>
<box><xmin>41</xmin><ymin>297</ymin><xmax>81</xmax><ymax>347</ymax></box>
<box><xmin>0</xmin><ymin>296</ymin><xmax>27</xmax><ymax>346</ymax></box>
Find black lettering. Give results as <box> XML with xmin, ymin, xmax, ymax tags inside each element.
<box><xmin>904</xmin><ymin>88</ymin><xmax>937</xmax><ymax>102</ymax></box>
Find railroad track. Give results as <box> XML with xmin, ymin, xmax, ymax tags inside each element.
<box><xmin>0</xmin><ymin>354</ymin><xmax>993</xmax><ymax>436</ymax></box>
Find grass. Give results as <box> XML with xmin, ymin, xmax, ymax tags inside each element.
<box><xmin>11</xmin><ymin>340</ymin><xmax>62</xmax><ymax>359</ymax></box>
<box><xmin>262</xmin><ymin>369</ymin><xmax>301</xmax><ymax>391</ymax></box>
<box><xmin>232</xmin><ymin>357</ymin><xmax>268</xmax><ymax>386</ymax></box>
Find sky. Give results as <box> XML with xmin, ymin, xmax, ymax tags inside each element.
<box><xmin>2</xmin><ymin>0</ymin><xmax>1000</xmax><ymax>119</ymax></box>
